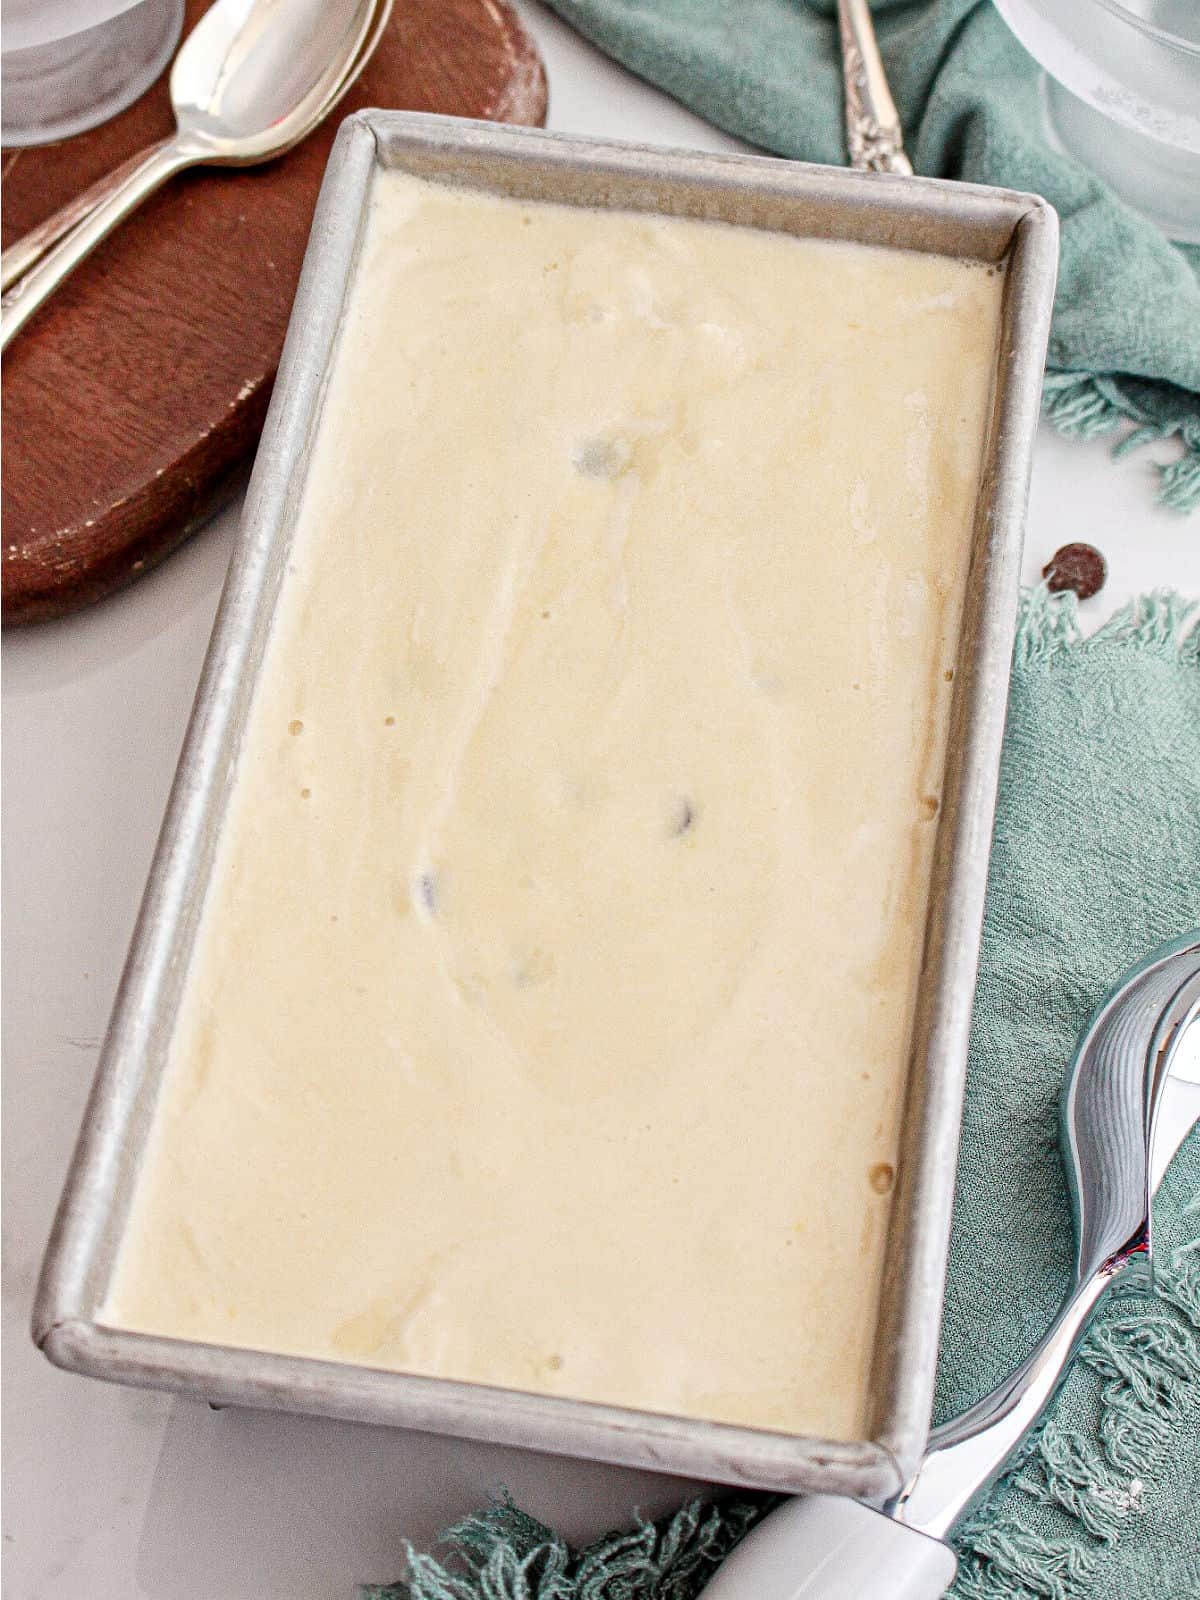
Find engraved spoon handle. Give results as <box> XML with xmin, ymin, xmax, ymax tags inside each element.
<box><xmin>0</xmin><ymin>140</ymin><xmax>178</xmax><ymax>294</ymax></box>
<box><xmin>836</xmin><ymin>0</ymin><xmax>914</xmax><ymax>174</ymax></box>
<box><xmin>0</xmin><ymin>138</ymin><xmax>194</xmax><ymax>351</ymax></box>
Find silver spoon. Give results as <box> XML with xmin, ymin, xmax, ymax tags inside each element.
<box><xmin>0</xmin><ymin>0</ymin><xmax>391</xmax><ymax>295</ymax></box>
<box><xmin>837</xmin><ymin>0</ymin><xmax>913</xmax><ymax>175</ymax></box>
<box><xmin>700</xmin><ymin>931</ymin><xmax>1200</xmax><ymax>1598</ymax></box>
<box><xmin>0</xmin><ymin>0</ymin><xmax>382</xmax><ymax>350</ymax></box>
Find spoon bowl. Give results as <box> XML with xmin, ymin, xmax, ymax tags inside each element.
<box><xmin>171</xmin><ymin>0</ymin><xmax>376</xmax><ymax>157</ymax></box>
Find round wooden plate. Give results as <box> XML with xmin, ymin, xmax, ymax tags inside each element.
<box><xmin>1</xmin><ymin>0</ymin><xmax>546</xmax><ymax>625</ymax></box>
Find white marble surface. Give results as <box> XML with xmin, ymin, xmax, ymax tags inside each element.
<box><xmin>2</xmin><ymin>5</ymin><xmax>1198</xmax><ymax>1596</ymax></box>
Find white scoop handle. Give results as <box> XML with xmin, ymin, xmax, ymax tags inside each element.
<box><xmin>699</xmin><ymin>1496</ymin><xmax>956</xmax><ymax>1600</ymax></box>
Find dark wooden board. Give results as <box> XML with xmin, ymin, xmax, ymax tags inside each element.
<box><xmin>1</xmin><ymin>0</ymin><xmax>546</xmax><ymax>625</ymax></box>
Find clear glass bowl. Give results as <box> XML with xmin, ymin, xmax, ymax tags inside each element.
<box><xmin>2</xmin><ymin>0</ymin><xmax>184</xmax><ymax>147</ymax></box>
<box><xmin>993</xmin><ymin>0</ymin><xmax>1200</xmax><ymax>244</ymax></box>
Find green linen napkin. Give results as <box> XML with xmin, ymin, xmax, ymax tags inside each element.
<box><xmin>363</xmin><ymin>588</ymin><xmax>1200</xmax><ymax>1599</ymax></box>
<box><xmin>540</xmin><ymin>0</ymin><xmax>1200</xmax><ymax>514</ymax></box>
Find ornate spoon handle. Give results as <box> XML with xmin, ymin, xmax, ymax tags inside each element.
<box><xmin>1</xmin><ymin>139</ymin><xmax>194</xmax><ymax>351</ymax></box>
<box><xmin>0</xmin><ymin>142</ymin><xmax>178</xmax><ymax>294</ymax></box>
<box><xmin>837</xmin><ymin>0</ymin><xmax>914</xmax><ymax>174</ymax></box>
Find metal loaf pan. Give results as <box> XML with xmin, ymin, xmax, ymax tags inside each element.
<box><xmin>34</xmin><ymin>112</ymin><xmax>1058</xmax><ymax>1502</ymax></box>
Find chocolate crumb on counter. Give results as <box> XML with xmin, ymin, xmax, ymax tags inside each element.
<box><xmin>1043</xmin><ymin>542</ymin><xmax>1107</xmax><ymax>600</ymax></box>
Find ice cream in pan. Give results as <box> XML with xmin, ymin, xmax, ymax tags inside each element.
<box><xmin>103</xmin><ymin>170</ymin><xmax>1004</xmax><ymax>1442</ymax></box>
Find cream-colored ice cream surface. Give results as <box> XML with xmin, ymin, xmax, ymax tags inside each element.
<box><xmin>103</xmin><ymin>170</ymin><xmax>1003</xmax><ymax>1440</ymax></box>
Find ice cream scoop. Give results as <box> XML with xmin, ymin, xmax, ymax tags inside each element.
<box><xmin>700</xmin><ymin>930</ymin><xmax>1200</xmax><ymax>1600</ymax></box>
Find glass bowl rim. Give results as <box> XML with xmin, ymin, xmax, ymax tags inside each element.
<box><xmin>1080</xmin><ymin>0</ymin><xmax>1200</xmax><ymax>57</ymax></box>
